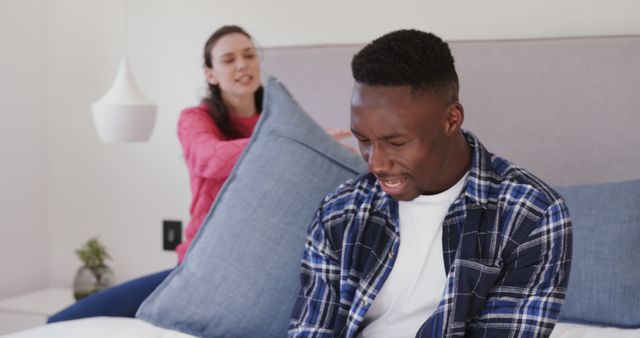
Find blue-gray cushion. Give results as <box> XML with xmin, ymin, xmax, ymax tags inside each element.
<box><xmin>136</xmin><ymin>76</ymin><xmax>366</xmax><ymax>337</ymax></box>
<box><xmin>556</xmin><ymin>179</ymin><xmax>640</xmax><ymax>328</ymax></box>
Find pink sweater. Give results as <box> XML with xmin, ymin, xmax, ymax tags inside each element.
<box><xmin>176</xmin><ymin>103</ymin><xmax>260</xmax><ymax>263</ymax></box>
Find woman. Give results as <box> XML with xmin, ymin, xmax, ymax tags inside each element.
<box><xmin>48</xmin><ymin>25</ymin><xmax>264</xmax><ymax>322</ymax></box>
<box><xmin>176</xmin><ymin>25</ymin><xmax>263</xmax><ymax>263</ymax></box>
<box><xmin>176</xmin><ymin>26</ymin><xmax>352</xmax><ymax>261</ymax></box>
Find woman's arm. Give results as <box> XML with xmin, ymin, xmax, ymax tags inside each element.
<box><xmin>177</xmin><ymin>108</ymin><xmax>250</xmax><ymax>180</ymax></box>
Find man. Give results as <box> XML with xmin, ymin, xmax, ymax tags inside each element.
<box><xmin>289</xmin><ymin>29</ymin><xmax>572</xmax><ymax>338</ymax></box>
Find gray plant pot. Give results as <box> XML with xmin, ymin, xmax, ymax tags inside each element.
<box><xmin>73</xmin><ymin>265</ymin><xmax>115</xmax><ymax>300</ymax></box>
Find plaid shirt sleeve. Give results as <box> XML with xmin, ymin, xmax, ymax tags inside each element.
<box><xmin>289</xmin><ymin>207</ymin><xmax>342</xmax><ymax>337</ymax></box>
<box><xmin>466</xmin><ymin>198</ymin><xmax>572</xmax><ymax>338</ymax></box>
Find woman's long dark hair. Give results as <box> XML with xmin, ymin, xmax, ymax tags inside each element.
<box><xmin>203</xmin><ymin>25</ymin><xmax>263</xmax><ymax>139</ymax></box>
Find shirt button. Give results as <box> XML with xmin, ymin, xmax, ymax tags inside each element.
<box><xmin>388</xmin><ymin>251</ymin><xmax>394</xmax><ymax>259</ymax></box>
<box><xmin>363</xmin><ymin>299</ymin><xmax>369</xmax><ymax>306</ymax></box>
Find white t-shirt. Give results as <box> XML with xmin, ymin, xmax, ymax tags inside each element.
<box><xmin>358</xmin><ymin>174</ymin><xmax>467</xmax><ymax>338</ymax></box>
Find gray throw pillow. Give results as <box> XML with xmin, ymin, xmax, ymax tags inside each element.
<box><xmin>557</xmin><ymin>179</ymin><xmax>640</xmax><ymax>328</ymax></box>
<box><xmin>136</xmin><ymin>76</ymin><xmax>366</xmax><ymax>337</ymax></box>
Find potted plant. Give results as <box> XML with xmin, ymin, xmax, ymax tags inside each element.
<box><xmin>73</xmin><ymin>237</ymin><xmax>115</xmax><ymax>300</ymax></box>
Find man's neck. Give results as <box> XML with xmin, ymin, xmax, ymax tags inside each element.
<box><xmin>448</xmin><ymin>132</ymin><xmax>472</xmax><ymax>185</ymax></box>
<box><xmin>423</xmin><ymin>132</ymin><xmax>471</xmax><ymax>195</ymax></box>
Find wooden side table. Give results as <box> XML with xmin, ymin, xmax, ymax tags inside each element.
<box><xmin>0</xmin><ymin>288</ymin><xmax>74</xmax><ymax>335</ymax></box>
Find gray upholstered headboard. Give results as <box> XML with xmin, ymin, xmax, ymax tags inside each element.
<box><xmin>262</xmin><ymin>36</ymin><xmax>640</xmax><ymax>187</ymax></box>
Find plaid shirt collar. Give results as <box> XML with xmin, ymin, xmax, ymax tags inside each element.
<box><xmin>461</xmin><ymin>130</ymin><xmax>494</xmax><ymax>209</ymax></box>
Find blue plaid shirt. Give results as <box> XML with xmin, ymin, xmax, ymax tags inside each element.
<box><xmin>289</xmin><ymin>131</ymin><xmax>572</xmax><ymax>338</ymax></box>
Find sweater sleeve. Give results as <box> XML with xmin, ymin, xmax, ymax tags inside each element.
<box><xmin>177</xmin><ymin>107</ymin><xmax>250</xmax><ymax>180</ymax></box>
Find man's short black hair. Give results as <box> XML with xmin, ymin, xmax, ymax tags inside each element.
<box><xmin>352</xmin><ymin>29</ymin><xmax>459</xmax><ymax>100</ymax></box>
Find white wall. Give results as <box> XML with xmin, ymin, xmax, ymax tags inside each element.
<box><xmin>145</xmin><ymin>0</ymin><xmax>640</xmax><ymax>47</ymax></box>
<box><xmin>43</xmin><ymin>0</ymin><xmax>184</xmax><ymax>287</ymax></box>
<box><xmin>2</xmin><ymin>0</ymin><xmax>640</xmax><ymax>292</ymax></box>
<box><xmin>0</xmin><ymin>0</ymin><xmax>48</xmax><ymax>299</ymax></box>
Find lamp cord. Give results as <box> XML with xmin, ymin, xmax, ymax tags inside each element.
<box><xmin>123</xmin><ymin>0</ymin><xmax>128</xmax><ymax>54</ymax></box>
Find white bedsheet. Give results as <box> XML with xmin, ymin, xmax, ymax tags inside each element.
<box><xmin>2</xmin><ymin>317</ymin><xmax>638</xmax><ymax>338</ymax></box>
<box><xmin>552</xmin><ymin>322</ymin><xmax>639</xmax><ymax>338</ymax></box>
<box><xmin>1</xmin><ymin>317</ymin><xmax>196</xmax><ymax>338</ymax></box>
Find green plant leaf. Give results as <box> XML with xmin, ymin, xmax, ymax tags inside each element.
<box><xmin>75</xmin><ymin>237</ymin><xmax>111</xmax><ymax>269</ymax></box>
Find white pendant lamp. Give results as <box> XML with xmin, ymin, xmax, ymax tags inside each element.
<box><xmin>92</xmin><ymin>56</ymin><xmax>157</xmax><ymax>142</ymax></box>
<box><xmin>92</xmin><ymin>0</ymin><xmax>156</xmax><ymax>143</ymax></box>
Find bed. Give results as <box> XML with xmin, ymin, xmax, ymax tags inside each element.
<box><xmin>4</xmin><ymin>35</ymin><xmax>639</xmax><ymax>337</ymax></box>
<box><xmin>4</xmin><ymin>317</ymin><xmax>640</xmax><ymax>338</ymax></box>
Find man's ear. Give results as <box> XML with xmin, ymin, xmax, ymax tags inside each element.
<box><xmin>444</xmin><ymin>102</ymin><xmax>464</xmax><ymax>136</ymax></box>
<box><xmin>204</xmin><ymin>67</ymin><xmax>218</xmax><ymax>85</ymax></box>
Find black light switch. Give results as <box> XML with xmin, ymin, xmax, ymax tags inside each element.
<box><xmin>163</xmin><ymin>220</ymin><xmax>182</xmax><ymax>251</ymax></box>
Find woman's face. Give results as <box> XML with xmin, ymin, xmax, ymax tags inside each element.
<box><xmin>205</xmin><ymin>32</ymin><xmax>261</xmax><ymax>99</ymax></box>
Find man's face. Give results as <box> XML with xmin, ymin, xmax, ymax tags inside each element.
<box><xmin>350</xmin><ymin>83</ymin><xmax>461</xmax><ymax>201</ymax></box>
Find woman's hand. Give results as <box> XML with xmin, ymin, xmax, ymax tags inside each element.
<box><xmin>326</xmin><ymin>129</ymin><xmax>352</xmax><ymax>141</ymax></box>
<box><xmin>325</xmin><ymin>129</ymin><xmax>358</xmax><ymax>153</ymax></box>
